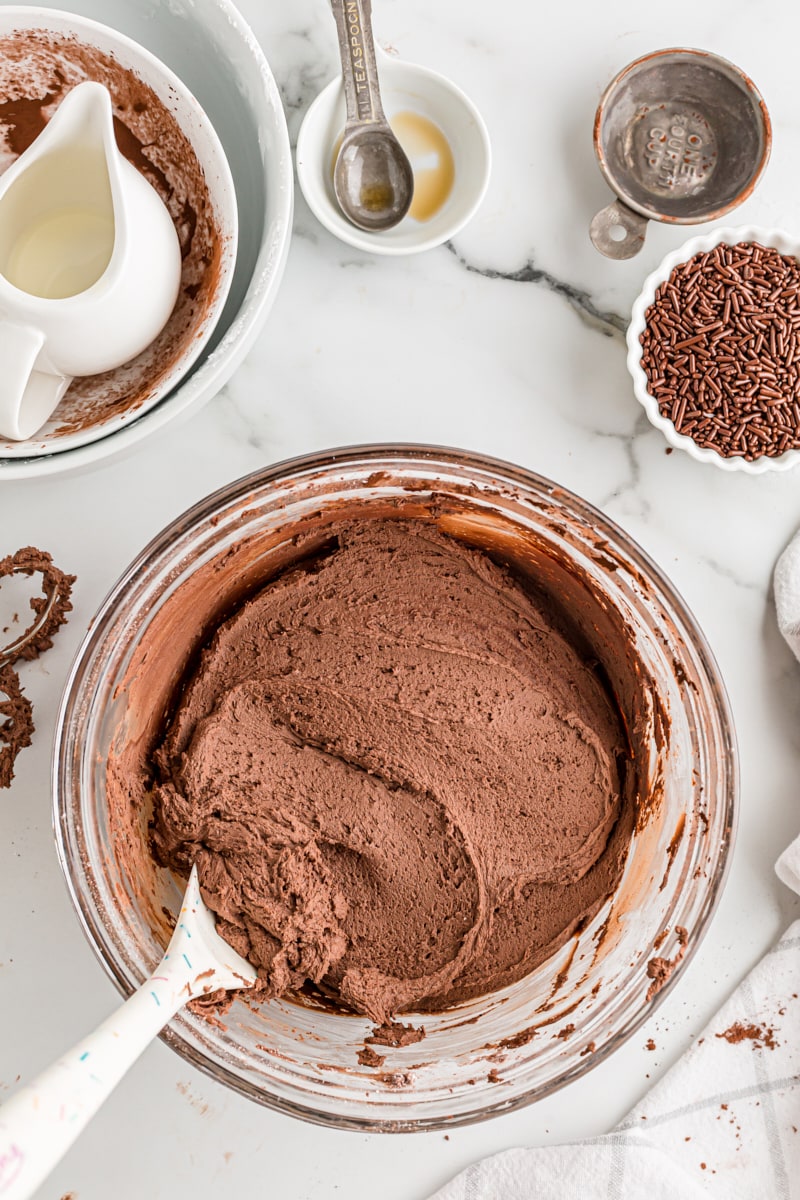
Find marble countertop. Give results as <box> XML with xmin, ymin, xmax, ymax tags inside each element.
<box><xmin>3</xmin><ymin>0</ymin><xmax>800</xmax><ymax>1196</ymax></box>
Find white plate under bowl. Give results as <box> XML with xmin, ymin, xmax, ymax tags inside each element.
<box><xmin>0</xmin><ymin>0</ymin><xmax>293</xmax><ymax>479</ymax></box>
<box><xmin>627</xmin><ymin>225</ymin><xmax>800</xmax><ymax>474</ymax></box>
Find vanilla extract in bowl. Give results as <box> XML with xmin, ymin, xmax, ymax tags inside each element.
<box><xmin>390</xmin><ymin>111</ymin><xmax>455</xmax><ymax>221</ymax></box>
<box><xmin>331</xmin><ymin>110</ymin><xmax>455</xmax><ymax>224</ymax></box>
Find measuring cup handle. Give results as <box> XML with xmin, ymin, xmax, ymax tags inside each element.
<box><xmin>0</xmin><ymin>323</ymin><xmax>69</xmax><ymax>441</ymax></box>
<box><xmin>589</xmin><ymin>200</ymin><xmax>648</xmax><ymax>260</ymax></box>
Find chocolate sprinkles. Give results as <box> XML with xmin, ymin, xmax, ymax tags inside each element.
<box><xmin>640</xmin><ymin>242</ymin><xmax>800</xmax><ymax>461</ymax></box>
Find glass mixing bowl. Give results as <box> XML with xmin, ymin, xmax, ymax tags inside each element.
<box><xmin>54</xmin><ymin>446</ymin><xmax>737</xmax><ymax>1131</ymax></box>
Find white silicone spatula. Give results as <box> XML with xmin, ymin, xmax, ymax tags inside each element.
<box><xmin>0</xmin><ymin>866</ymin><xmax>256</xmax><ymax>1199</ymax></box>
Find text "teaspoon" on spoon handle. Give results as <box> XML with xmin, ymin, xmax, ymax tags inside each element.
<box><xmin>329</xmin><ymin>0</ymin><xmax>413</xmax><ymax>231</ymax></box>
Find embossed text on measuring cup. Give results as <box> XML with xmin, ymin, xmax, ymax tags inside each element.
<box><xmin>625</xmin><ymin>104</ymin><xmax>718</xmax><ymax>198</ymax></box>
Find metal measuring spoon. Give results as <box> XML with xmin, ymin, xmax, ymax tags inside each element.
<box><xmin>329</xmin><ymin>0</ymin><xmax>413</xmax><ymax>232</ymax></box>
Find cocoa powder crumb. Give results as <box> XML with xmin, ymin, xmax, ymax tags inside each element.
<box><xmin>715</xmin><ymin>1021</ymin><xmax>778</xmax><ymax>1050</ymax></box>
<box><xmin>378</xmin><ymin>1071</ymin><xmax>413</xmax><ymax>1088</ymax></box>
<box><xmin>646</xmin><ymin>925</ymin><xmax>688</xmax><ymax>1001</ymax></box>
<box><xmin>357</xmin><ymin>1046</ymin><xmax>385</xmax><ymax>1068</ymax></box>
<box><xmin>366</xmin><ymin>1020</ymin><xmax>425</xmax><ymax>1049</ymax></box>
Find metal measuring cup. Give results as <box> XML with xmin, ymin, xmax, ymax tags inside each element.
<box><xmin>590</xmin><ymin>48</ymin><xmax>771</xmax><ymax>260</ymax></box>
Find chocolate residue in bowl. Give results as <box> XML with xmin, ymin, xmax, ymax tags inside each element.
<box><xmin>0</xmin><ymin>29</ymin><xmax>222</xmax><ymax>442</ymax></box>
<box><xmin>357</xmin><ymin>1046</ymin><xmax>385</xmax><ymax>1068</ymax></box>
<box><xmin>646</xmin><ymin>925</ymin><xmax>688</xmax><ymax>1002</ymax></box>
<box><xmin>659</xmin><ymin>813</ymin><xmax>687</xmax><ymax>892</ymax></box>
<box><xmin>366</xmin><ymin>1021</ymin><xmax>426</xmax><ymax>1049</ymax></box>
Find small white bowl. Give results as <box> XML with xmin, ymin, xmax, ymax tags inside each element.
<box><xmin>627</xmin><ymin>225</ymin><xmax>800</xmax><ymax>474</ymax></box>
<box><xmin>296</xmin><ymin>51</ymin><xmax>490</xmax><ymax>255</ymax></box>
<box><xmin>0</xmin><ymin>0</ymin><xmax>292</xmax><ymax>479</ymax></box>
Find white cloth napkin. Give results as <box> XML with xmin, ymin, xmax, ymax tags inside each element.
<box><xmin>430</xmin><ymin>536</ymin><xmax>800</xmax><ymax>1200</ymax></box>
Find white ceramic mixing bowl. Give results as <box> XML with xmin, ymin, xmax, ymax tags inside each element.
<box><xmin>0</xmin><ymin>0</ymin><xmax>292</xmax><ymax>479</ymax></box>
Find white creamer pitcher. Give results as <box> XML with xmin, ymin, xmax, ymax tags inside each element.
<box><xmin>0</xmin><ymin>80</ymin><xmax>182</xmax><ymax>441</ymax></box>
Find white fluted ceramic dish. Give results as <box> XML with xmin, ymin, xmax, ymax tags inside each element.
<box><xmin>627</xmin><ymin>225</ymin><xmax>800</xmax><ymax>474</ymax></box>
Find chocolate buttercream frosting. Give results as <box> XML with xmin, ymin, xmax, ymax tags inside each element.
<box><xmin>149</xmin><ymin>520</ymin><xmax>634</xmax><ymax>1022</ymax></box>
